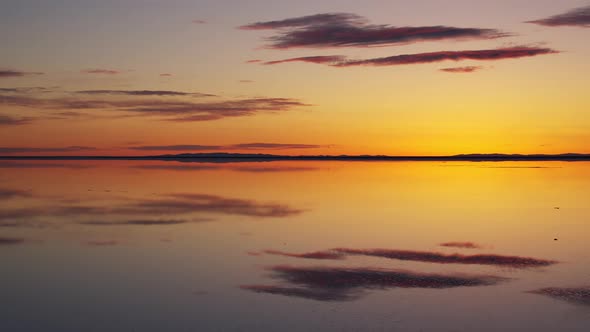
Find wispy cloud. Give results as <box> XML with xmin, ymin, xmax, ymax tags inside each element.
<box><xmin>439</xmin><ymin>66</ymin><xmax>483</xmax><ymax>73</ymax></box>
<box><xmin>0</xmin><ymin>92</ymin><xmax>309</xmax><ymax>122</ymax></box>
<box><xmin>74</xmin><ymin>90</ymin><xmax>216</xmax><ymax>97</ymax></box>
<box><xmin>129</xmin><ymin>143</ymin><xmax>322</xmax><ymax>151</ymax></box>
<box><xmin>81</xmin><ymin>69</ymin><xmax>121</xmax><ymax>75</ymax></box>
<box><xmin>263</xmin><ymin>46</ymin><xmax>558</xmax><ymax>68</ymax></box>
<box><xmin>527</xmin><ymin>5</ymin><xmax>590</xmax><ymax>27</ymax></box>
<box><xmin>231</xmin><ymin>143</ymin><xmax>321</xmax><ymax>150</ymax></box>
<box><xmin>263</xmin><ymin>56</ymin><xmax>347</xmax><ymax>65</ymax></box>
<box><xmin>159</xmin><ymin>73</ymin><xmax>173</xmax><ymax>77</ymax></box>
<box><xmin>0</xmin><ymin>70</ymin><xmax>44</xmax><ymax>78</ymax></box>
<box><xmin>192</xmin><ymin>19</ymin><xmax>207</xmax><ymax>24</ymax></box>
<box><xmin>241</xmin><ymin>265</ymin><xmax>509</xmax><ymax>302</ymax></box>
<box><xmin>0</xmin><ymin>146</ymin><xmax>96</xmax><ymax>154</ymax></box>
<box><xmin>240</xmin><ymin>13</ymin><xmax>509</xmax><ymax>49</ymax></box>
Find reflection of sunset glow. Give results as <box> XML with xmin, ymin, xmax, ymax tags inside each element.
<box><xmin>1</xmin><ymin>2</ymin><xmax>589</xmax><ymax>329</ymax></box>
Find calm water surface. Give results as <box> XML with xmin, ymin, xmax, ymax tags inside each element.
<box><xmin>1</xmin><ymin>160</ymin><xmax>589</xmax><ymax>331</ymax></box>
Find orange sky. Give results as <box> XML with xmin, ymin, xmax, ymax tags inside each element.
<box><xmin>1</xmin><ymin>0</ymin><xmax>589</xmax><ymax>156</ymax></box>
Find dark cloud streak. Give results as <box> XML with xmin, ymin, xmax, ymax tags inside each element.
<box><xmin>262</xmin><ymin>47</ymin><xmax>557</xmax><ymax>68</ymax></box>
<box><xmin>240</xmin><ymin>13</ymin><xmax>508</xmax><ymax>49</ymax></box>
<box><xmin>75</xmin><ymin>90</ymin><xmax>216</xmax><ymax>97</ymax></box>
<box><xmin>527</xmin><ymin>5</ymin><xmax>590</xmax><ymax>27</ymax></box>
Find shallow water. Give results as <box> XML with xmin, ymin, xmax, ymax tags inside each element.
<box><xmin>1</xmin><ymin>160</ymin><xmax>589</xmax><ymax>331</ymax></box>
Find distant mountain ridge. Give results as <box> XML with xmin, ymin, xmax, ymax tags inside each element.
<box><xmin>1</xmin><ymin>152</ymin><xmax>590</xmax><ymax>162</ymax></box>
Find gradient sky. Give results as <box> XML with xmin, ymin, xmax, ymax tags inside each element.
<box><xmin>1</xmin><ymin>0</ymin><xmax>589</xmax><ymax>156</ymax></box>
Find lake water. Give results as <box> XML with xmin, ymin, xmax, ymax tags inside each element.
<box><xmin>1</xmin><ymin>160</ymin><xmax>589</xmax><ymax>331</ymax></box>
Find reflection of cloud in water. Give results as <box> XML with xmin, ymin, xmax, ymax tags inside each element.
<box><xmin>241</xmin><ymin>265</ymin><xmax>509</xmax><ymax>302</ymax></box>
<box><xmin>0</xmin><ymin>188</ymin><xmax>32</xmax><ymax>200</ymax></box>
<box><xmin>529</xmin><ymin>287</ymin><xmax>590</xmax><ymax>306</ymax></box>
<box><xmin>439</xmin><ymin>242</ymin><xmax>482</xmax><ymax>249</ymax></box>
<box><xmin>0</xmin><ymin>236</ymin><xmax>25</xmax><ymax>245</ymax></box>
<box><xmin>79</xmin><ymin>218</ymin><xmax>211</xmax><ymax>226</ymax></box>
<box><xmin>263</xmin><ymin>249</ymin><xmax>346</xmax><ymax>260</ymax></box>
<box><xmin>0</xmin><ymin>162</ymin><xmax>92</xmax><ymax>169</ymax></box>
<box><xmin>135</xmin><ymin>164</ymin><xmax>319</xmax><ymax>173</ymax></box>
<box><xmin>0</xmin><ymin>192</ymin><xmax>302</xmax><ymax>228</ymax></box>
<box><xmin>85</xmin><ymin>240</ymin><xmax>118</xmax><ymax>246</ymax></box>
<box><xmin>262</xmin><ymin>248</ymin><xmax>557</xmax><ymax>268</ymax></box>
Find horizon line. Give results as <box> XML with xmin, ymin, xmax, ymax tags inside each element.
<box><xmin>1</xmin><ymin>152</ymin><xmax>590</xmax><ymax>162</ymax></box>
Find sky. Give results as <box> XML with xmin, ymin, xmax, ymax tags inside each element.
<box><xmin>0</xmin><ymin>0</ymin><xmax>589</xmax><ymax>156</ymax></box>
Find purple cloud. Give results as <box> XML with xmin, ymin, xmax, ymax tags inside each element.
<box><xmin>240</xmin><ymin>13</ymin><xmax>509</xmax><ymax>49</ymax></box>
<box><xmin>239</xmin><ymin>13</ymin><xmax>366</xmax><ymax>30</ymax></box>
<box><xmin>262</xmin><ymin>47</ymin><xmax>557</xmax><ymax>68</ymax></box>
<box><xmin>0</xmin><ymin>92</ymin><xmax>310</xmax><ymax>122</ymax></box>
<box><xmin>527</xmin><ymin>5</ymin><xmax>590</xmax><ymax>27</ymax></box>
<box><xmin>263</xmin><ymin>56</ymin><xmax>347</xmax><ymax>65</ymax></box>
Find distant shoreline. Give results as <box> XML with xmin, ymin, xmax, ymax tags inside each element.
<box><xmin>1</xmin><ymin>153</ymin><xmax>590</xmax><ymax>162</ymax></box>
